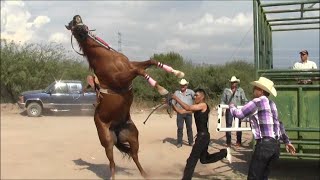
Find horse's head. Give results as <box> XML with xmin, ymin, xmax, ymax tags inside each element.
<box><xmin>65</xmin><ymin>15</ymin><xmax>89</xmax><ymax>41</ymax></box>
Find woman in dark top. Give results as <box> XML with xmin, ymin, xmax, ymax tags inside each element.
<box><xmin>172</xmin><ymin>88</ymin><xmax>232</xmax><ymax>180</ymax></box>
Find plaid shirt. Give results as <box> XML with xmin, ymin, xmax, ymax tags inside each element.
<box><xmin>229</xmin><ymin>96</ymin><xmax>290</xmax><ymax>144</ymax></box>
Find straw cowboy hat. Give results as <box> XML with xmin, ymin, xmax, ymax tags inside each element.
<box><xmin>229</xmin><ymin>76</ymin><xmax>240</xmax><ymax>83</ymax></box>
<box><xmin>179</xmin><ymin>79</ymin><xmax>189</xmax><ymax>85</ymax></box>
<box><xmin>250</xmin><ymin>77</ymin><xmax>277</xmax><ymax>97</ymax></box>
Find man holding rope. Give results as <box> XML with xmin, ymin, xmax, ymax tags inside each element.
<box><xmin>171</xmin><ymin>88</ymin><xmax>232</xmax><ymax>180</ymax></box>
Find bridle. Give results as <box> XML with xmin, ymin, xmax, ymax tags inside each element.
<box><xmin>71</xmin><ymin>34</ymin><xmax>84</xmax><ymax>56</ymax></box>
<box><xmin>70</xmin><ymin>25</ymin><xmax>118</xmax><ymax>56</ymax></box>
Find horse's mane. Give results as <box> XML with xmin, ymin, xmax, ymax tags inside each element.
<box><xmin>75</xmin><ymin>41</ymin><xmax>92</xmax><ymax>70</ymax></box>
<box><xmin>76</xmin><ymin>38</ymin><xmax>115</xmax><ymax>71</ymax></box>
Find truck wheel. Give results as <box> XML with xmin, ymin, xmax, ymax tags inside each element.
<box><xmin>27</xmin><ymin>102</ymin><xmax>43</xmax><ymax>117</ymax></box>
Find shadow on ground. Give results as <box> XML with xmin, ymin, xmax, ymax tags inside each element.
<box><xmin>19</xmin><ymin>109</ymin><xmax>94</xmax><ymax>117</ymax></box>
<box><xmin>201</xmin><ymin>137</ymin><xmax>252</xmax><ymax>179</ymax></box>
<box><xmin>73</xmin><ymin>158</ymin><xmax>133</xmax><ymax>179</ymax></box>
<box><xmin>162</xmin><ymin>136</ymin><xmax>251</xmax><ymax>179</ymax></box>
<box><xmin>193</xmin><ymin>146</ymin><xmax>320</xmax><ymax>180</ymax></box>
<box><xmin>162</xmin><ymin>137</ymin><xmax>192</xmax><ymax>147</ymax></box>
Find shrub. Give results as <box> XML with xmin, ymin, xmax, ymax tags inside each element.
<box><xmin>1</xmin><ymin>40</ymin><xmax>255</xmax><ymax>106</ymax></box>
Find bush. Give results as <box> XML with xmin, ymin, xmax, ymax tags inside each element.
<box><xmin>0</xmin><ymin>39</ymin><xmax>90</xmax><ymax>102</ymax></box>
<box><xmin>132</xmin><ymin>52</ymin><xmax>255</xmax><ymax>106</ymax></box>
<box><xmin>1</xmin><ymin>40</ymin><xmax>255</xmax><ymax>106</ymax></box>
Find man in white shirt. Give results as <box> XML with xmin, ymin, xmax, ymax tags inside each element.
<box><xmin>293</xmin><ymin>50</ymin><xmax>317</xmax><ymax>70</ymax></box>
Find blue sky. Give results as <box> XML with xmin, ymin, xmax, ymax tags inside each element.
<box><xmin>1</xmin><ymin>0</ymin><xmax>319</xmax><ymax>68</ymax></box>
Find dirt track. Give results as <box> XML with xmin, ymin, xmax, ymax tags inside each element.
<box><xmin>1</xmin><ymin>104</ymin><xmax>319</xmax><ymax>179</ymax></box>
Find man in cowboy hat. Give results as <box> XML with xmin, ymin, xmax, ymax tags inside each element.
<box><xmin>293</xmin><ymin>50</ymin><xmax>317</xmax><ymax>70</ymax></box>
<box><xmin>229</xmin><ymin>77</ymin><xmax>296</xmax><ymax>180</ymax></box>
<box><xmin>221</xmin><ymin>76</ymin><xmax>248</xmax><ymax>147</ymax></box>
<box><xmin>171</xmin><ymin>79</ymin><xmax>195</xmax><ymax>148</ymax></box>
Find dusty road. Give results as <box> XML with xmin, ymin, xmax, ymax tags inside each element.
<box><xmin>1</xmin><ymin>104</ymin><xmax>319</xmax><ymax>179</ymax></box>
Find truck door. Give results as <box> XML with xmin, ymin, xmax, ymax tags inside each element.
<box><xmin>49</xmin><ymin>82</ymin><xmax>74</xmax><ymax>110</ymax></box>
<box><xmin>66</xmin><ymin>82</ymin><xmax>83</xmax><ymax>110</ymax></box>
<box><xmin>77</xmin><ymin>83</ymin><xmax>96</xmax><ymax>110</ymax></box>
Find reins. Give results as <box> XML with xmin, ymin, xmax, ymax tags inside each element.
<box><xmin>71</xmin><ymin>35</ymin><xmax>84</xmax><ymax>56</ymax></box>
<box><xmin>87</xmin><ymin>33</ymin><xmax>119</xmax><ymax>53</ymax></box>
<box><xmin>143</xmin><ymin>93</ymin><xmax>173</xmax><ymax>125</ymax></box>
<box><xmin>70</xmin><ymin>28</ymin><xmax>119</xmax><ymax>56</ymax></box>
<box><xmin>143</xmin><ymin>103</ymin><xmax>166</xmax><ymax>124</ymax></box>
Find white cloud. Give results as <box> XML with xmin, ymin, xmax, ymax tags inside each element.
<box><xmin>5</xmin><ymin>0</ymin><xmax>24</xmax><ymax>6</ymax></box>
<box><xmin>49</xmin><ymin>32</ymin><xmax>69</xmax><ymax>43</ymax></box>
<box><xmin>145</xmin><ymin>23</ymin><xmax>157</xmax><ymax>30</ymax></box>
<box><xmin>200</xmin><ymin>13</ymin><xmax>214</xmax><ymax>24</ymax></box>
<box><xmin>33</xmin><ymin>16</ymin><xmax>50</xmax><ymax>28</ymax></box>
<box><xmin>0</xmin><ymin>1</ymin><xmax>317</xmax><ymax>67</ymax></box>
<box><xmin>158</xmin><ymin>38</ymin><xmax>200</xmax><ymax>51</ymax></box>
<box><xmin>176</xmin><ymin>12</ymin><xmax>252</xmax><ymax>36</ymax></box>
<box><xmin>208</xmin><ymin>43</ymin><xmax>253</xmax><ymax>52</ymax></box>
<box><xmin>0</xmin><ymin>0</ymin><xmax>50</xmax><ymax>43</ymax></box>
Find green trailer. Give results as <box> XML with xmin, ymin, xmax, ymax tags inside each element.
<box><xmin>253</xmin><ymin>0</ymin><xmax>320</xmax><ymax>159</ymax></box>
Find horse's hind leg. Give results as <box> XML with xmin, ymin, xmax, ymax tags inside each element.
<box><xmin>119</xmin><ymin>120</ymin><xmax>148</xmax><ymax>178</ymax></box>
<box><xmin>131</xmin><ymin>59</ymin><xmax>185</xmax><ymax>78</ymax></box>
<box><xmin>143</xmin><ymin>73</ymin><xmax>168</xmax><ymax>95</ymax></box>
<box><xmin>94</xmin><ymin>114</ymin><xmax>116</xmax><ymax>179</ymax></box>
<box><xmin>131</xmin><ymin>59</ymin><xmax>185</xmax><ymax>95</ymax></box>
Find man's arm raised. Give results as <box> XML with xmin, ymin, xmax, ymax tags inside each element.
<box><xmin>172</xmin><ymin>94</ymin><xmax>206</xmax><ymax>112</ymax></box>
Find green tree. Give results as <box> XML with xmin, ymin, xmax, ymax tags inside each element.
<box><xmin>1</xmin><ymin>39</ymin><xmax>90</xmax><ymax>102</ymax></box>
<box><xmin>1</xmin><ymin>40</ymin><xmax>255</xmax><ymax>106</ymax></box>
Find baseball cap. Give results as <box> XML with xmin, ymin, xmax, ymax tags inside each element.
<box><xmin>299</xmin><ymin>50</ymin><xmax>308</xmax><ymax>55</ymax></box>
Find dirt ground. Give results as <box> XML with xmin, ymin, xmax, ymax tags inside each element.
<box><xmin>1</xmin><ymin>104</ymin><xmax>319</xmax><ymax>179</ymax></box>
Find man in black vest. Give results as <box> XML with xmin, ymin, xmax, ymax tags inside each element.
<box><xmin>172</xmin><ymin>88</ymin><xmax>232</xmax><ymax>180</ymax></box>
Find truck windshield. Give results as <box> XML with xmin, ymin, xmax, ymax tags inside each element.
<box><xmin>44</xmin><ymin>82</ymin><xmax>56</xmax><ymax>93</ymax></box>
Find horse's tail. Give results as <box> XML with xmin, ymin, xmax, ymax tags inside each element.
<box><xmin>114</xmin><ymin>137</ymin><xmax>131</xmax><ymax>158</ymax></box>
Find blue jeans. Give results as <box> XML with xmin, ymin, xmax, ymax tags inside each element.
<box><xmin>177</xmin><ymin>113</ymin><xmax>193</xmax><ymax>144</ymax></box>
<box><xmin>226</xmin><ymin>109</ymin><xmax>242</xmax><ymax>144</ymax></box>
<box><xmin>248</xmin><ymin>138</ymin><xmax>280</xmax><ymax>180</ymax></box>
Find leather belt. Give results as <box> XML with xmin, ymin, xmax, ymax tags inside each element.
<box><xmin>256</xmin><ymin>136</ymin><xmax>278</xmax><ymax>143</ymax></box>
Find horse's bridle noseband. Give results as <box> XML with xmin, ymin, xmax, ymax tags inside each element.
<box><xmin>70</xmin><ymin>25</ymin><xmax>119</xmax><ymax>56</ymax></box>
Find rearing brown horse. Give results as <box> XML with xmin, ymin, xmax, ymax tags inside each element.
<box><xmin>66</xmin><ymin>15</ymin><xmax>184</xmax><ymax>179</ymax></box>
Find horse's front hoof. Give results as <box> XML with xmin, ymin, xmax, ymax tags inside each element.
<box><xmin>172</xmin><ymin>69</ymin><xmax>185</xmax><ymax>78</ymax></box>
<box><xmin>157</xmin><ymin>85</ymin><xmax>169</xmax><ymax>95</ymax></box>
<box><xmin>159</xmin><ymin>89</ymin><xmax>169</xmax><ymax>96</ymax></box>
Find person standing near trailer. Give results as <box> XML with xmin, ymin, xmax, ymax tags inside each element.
<box><xmin>229</xmin><ymin>77</ymin><xmax>296</xmax><ymax>180</ymax></box>
<box><xmin>293</xmin><ymin>50</ymin><xmax>318</xmax><ymax>70</ymax></box>
<box><xmin>221</xmin><ymin>76</ymin><xmax>248</xmax><ymax>147</ymax></box>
